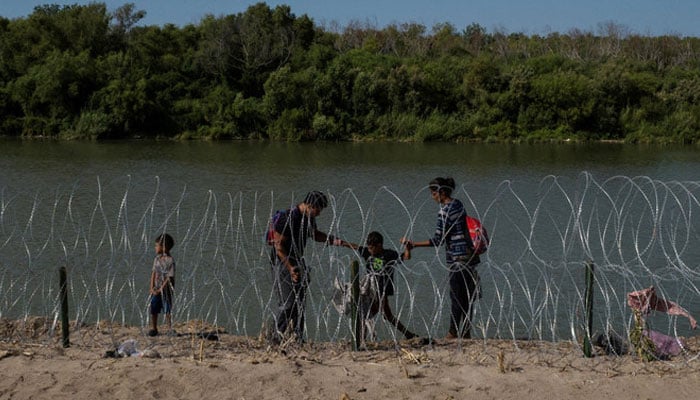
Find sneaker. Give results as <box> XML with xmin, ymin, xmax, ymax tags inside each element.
<box><xmin>148</xmin><ymin>329</ymin><xmax>158</xmax><ymax>337</ymax></box>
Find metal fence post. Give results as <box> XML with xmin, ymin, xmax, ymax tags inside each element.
<box><xmin>59</xmin><ymin>266</ymin><xmax>70</xmax><ymax>348</ymax></box>
<box><xmin>583</xmin><ymin>261</ymin><xmax>595</xmax><ymax>357</ymax></box>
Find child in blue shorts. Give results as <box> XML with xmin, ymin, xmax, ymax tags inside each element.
<box><xmin>148</xmin><ymin>233</ymin><xmax>175</xmax><ymax>336</ymax></box>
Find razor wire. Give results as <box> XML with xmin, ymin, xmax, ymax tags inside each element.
<box><xmin>1</xmin><ymin>172</ymin><xmax>699</xmax><ymax>354</ymax></box>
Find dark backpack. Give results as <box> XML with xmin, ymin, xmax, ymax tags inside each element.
<box><xmin>265</xmin><ymin>209</ymin><xmax>288</xmax><ymax>245</ymax></box>
<box><xmin>466</xmin><ymin>215</ymin><xmax>489</xmax><ymax>255</ymax></box>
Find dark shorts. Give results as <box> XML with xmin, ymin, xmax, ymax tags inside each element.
<box><xmin>150</xmin><ymin>293</ymin><xmax>172</xmax><ymax>315</ymax></box>
<box><xmin>377</xmin><ymin>275</ymin><xmax>395</xmax><ymax>297</ymax></box>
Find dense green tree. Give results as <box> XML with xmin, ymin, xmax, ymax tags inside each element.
<box><xmin>9</xmin><ymin>50</ymin><xmax>97</xmax><ymax>136</ymax></box>
<box><xmin>0</xmin><ymin>2</ymin><xmax>698</xmax><ymax>142</ymax></box>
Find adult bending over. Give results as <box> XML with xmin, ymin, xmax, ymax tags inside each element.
<box><xmin>271</xmin><ymin>190</ymin><xmax>348</xmax><ymax>343</ymax></box>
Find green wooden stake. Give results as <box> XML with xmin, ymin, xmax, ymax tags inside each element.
<box><xmin>350</xmin><ymin>260</ymin><xmax>361</xmax><ymax>351</ymax></box>
<box><xmin>59</xmin><ymin>266</ymin><xmax>70</xmax><ymax>348</ymax></box>
<box><xmin>582</xmin><ymin>261</ymin><xmax>595</xmax><ymax>357</ymax></box>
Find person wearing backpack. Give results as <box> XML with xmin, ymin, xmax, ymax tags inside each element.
<box><xmin>401</xmin><ymin>177</ymin><xmax>481</xmax><ymax>340</ymax></box>
<box><xmin>269</xmin><ymin>190</ymin><xmax>348</xmax><ymax>344</ymax></box>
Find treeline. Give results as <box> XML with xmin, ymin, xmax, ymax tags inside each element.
<box><xmin>1</xmin><ymin>2</ymin><xmax>699</xmax><ymax>142</ymax></box>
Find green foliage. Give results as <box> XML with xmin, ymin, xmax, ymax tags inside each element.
<box><xmin>268</xmin><ymin>108</ymin><xmax>308</xmax><ymax>141</ymax></box>
<box><xmin>414</xmin><ymin>112</ymin><xmax>473</xmax><ymax>142</ymax></box>
<box><xmin>311</xmin><ymin>113</ymin><xmax>340</xmax><ymax>140</ymax></box>
<box><xmin>65</xmin><ymin>111</ymin><xmax>116</xmax><ymax>139</ymax></box>
<box><xmin>230</xmin><ymin>94</ymin><xmax>265</xmax><ymax>138</ymax></box>
<box><xmin>374</xmin><ymin>112</ymin><xmax>420</xmax><ymax>140</ymax></box>
<box><xmin>1</xmin><ymin>2</ymin><xmax>699</xmax><ymax>142</ymax></box>
<box><xmin>194</xmin><ymin>85</ymin><xmax>239</xmax><ymax>139</ymax></box>
<box><xmin>664</xmin><ymin>110</ymin><xmax>700</xmax><ymax>143</ymax></box>
<box><xmin>8</xmin><ymin>50</ymin><xmax>97</xmax><ymax>136</ymax></box>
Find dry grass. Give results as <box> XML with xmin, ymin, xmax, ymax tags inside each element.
<box><xmin>1</xmin><ymin>317</ymin><xmax>699</xmax><ymax>379</ymax></box>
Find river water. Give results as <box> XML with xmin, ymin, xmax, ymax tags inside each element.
<box><xmin>1</xmin><ymin>140</ymin><xmax>699</xmax><ymax>342</ymax></box>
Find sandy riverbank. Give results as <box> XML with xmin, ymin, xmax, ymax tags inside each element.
<box><xmin>1</xmin><ymin>318</ymin><xmax>699</xmax><ymax>399</ymax></box>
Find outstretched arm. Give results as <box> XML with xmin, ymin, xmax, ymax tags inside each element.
<box><xmin>338</xmin><ymin>239</ymin><xmax>359</xmax><ymax>250</ymax></box>
<box><xmin>400</xmin><ymin>237</ymin><xmax>432</xmax><ymax>249</ymax></box>
<box><xmin>313</xmin><ymin>230</ymin><xmax>349</xmax><ymax>247</ymax></box>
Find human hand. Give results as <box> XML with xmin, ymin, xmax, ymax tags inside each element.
<box><xmin>289</xmin><ymin>266</ymin><xmax>300</xmax><ymax>283</ymax></box>
<box><xmin>400</xmin><ymin>237</ymin><xmax>413</xmax><ymax>249</ymax></box>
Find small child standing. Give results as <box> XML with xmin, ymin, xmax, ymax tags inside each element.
<box><xmin>148</xmin><ymin>233</ymin><xmax>175</xmax><ymax>336</ymax></box>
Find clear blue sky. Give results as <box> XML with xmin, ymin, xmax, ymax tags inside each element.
<box><xmin>2</xmin><ymin>0</ymin><xmax>699</xmax><ymax>37</ymax></box>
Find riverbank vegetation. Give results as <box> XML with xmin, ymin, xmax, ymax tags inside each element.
<box><xmin>1</xmin><ymin>2</ymin><xmax>699</xmax><ymax>142</ymax></box>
